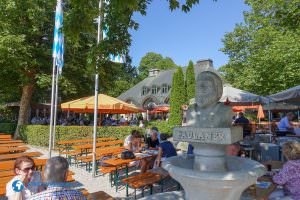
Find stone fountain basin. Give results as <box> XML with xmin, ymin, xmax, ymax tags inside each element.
<box><xmin>163</xmin><ymin>155</ymin><xmax>266</xmax><ymax>189</ymax></box>
<box><xmin>160</xmin><ymin>155</ymin><xmax>266</xmax><ymax>200</ymax></box>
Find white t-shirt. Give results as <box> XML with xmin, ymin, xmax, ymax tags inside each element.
<box><xmin>6</xmin><ymin>171</ymin><xmax>42</xmax><ymax>200</ymax></box>
<box><xmin>278</xmin><ymin>116</ymin><xmax>292</xmax><ymax>131</ymax></box>
<box><xmin>124</xmin><ymin>135</ymin><xmax>132</xmax><ymax>147</ymax></box>
<box><xmin>124</xmin><ymin>135</ymin><xmax>139</xmax><ymax>152</ymax></box>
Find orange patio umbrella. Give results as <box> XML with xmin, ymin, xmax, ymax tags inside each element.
<box><xmin>61</xmin><ymin>94</ymin><xmax>143</xmax><ymax>114</ymax></box>
<box><xmin>257</xmin><ymin>105</ymin><xmax>265</xmax><ymax>119</ymax></box>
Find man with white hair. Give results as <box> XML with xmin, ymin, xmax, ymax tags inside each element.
<box><xmin>29</xmin><ymin>156</ymin><xmax>85</xmax><ymax>200</ymax></box>
<box><xmin>151</xmin><ymin>126</ymin><xmax>161</xmax><ymax>143</ymax></box>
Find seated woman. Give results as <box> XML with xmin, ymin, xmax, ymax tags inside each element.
<box><xmin>124</xmin><ymin>130</ymin><xmax>142</xmax><ymax>153</ymax></box>
<box><xmin>124</xmin><ymin>130</ymin><xmax>150</xmax><ymax>173</ymax></box>
<box><xmin>154</xmin><ymin>133</ymin><xmax>177</xmax><ymax>167</ymax></box>
<box><xmin>6</xmin><ymin>156</ymin><xmax>42</xmax><ymax>200</ymax></box>
<box><xmin>269</xmin><ymin>141</ymin><xmax>300</xmax><ymax>200</ymax></box>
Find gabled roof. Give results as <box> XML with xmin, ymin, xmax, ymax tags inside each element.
<box><xmin>118</xmin><ymin>69</ymin><xmax>175</xmax><ymax>106</ymax></box>
<box><xmin>117</xmin><ymin>59</ymin><xmax>219</xmax><ymax>106</ymax></box>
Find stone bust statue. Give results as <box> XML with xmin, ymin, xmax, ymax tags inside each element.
<box><xmin>186</xmin><ymin>71</ymin><xmax>233</xmax><ymax>128</ymax></box>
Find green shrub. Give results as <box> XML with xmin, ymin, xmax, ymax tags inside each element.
<box><xmin>18</xmin><ymin>125</ymin><xmax>145</xmax><ymax>147</ymax></box>
<box><xmin>145</xmin><ymin>120</ymin><xmax>174</xmax><ymax>135</ymax></box>
<box><xmin>0</xmin><ymin>123</ymin><xmax>17</xmax><ymax>134</ymax></box>
<box><xmin>169</xmin><ymin>67</ymin><xmax>186</xmax><ymax>126</ymax></box>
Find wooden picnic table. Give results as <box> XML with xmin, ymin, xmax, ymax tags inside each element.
<box><xmin>244</xmin><ymin>160</ymin><xmax>283</xmax><ymax>200</ymax></box>
<box><xmin>72</xmin><ymin>140</ymin><xmax>123</xmax><ymax>151</ymax></box>
<box><xmin>0</xmin><ymin>169</ymin><xmax>74</xmax><ymax>178</ymax></box>
<box><xmin>103</xmin><ymin>152</ymin><xmax>156</xmax><ymax>196</ymax></box>
<box><xmin>0</xmin><ymin>143</ymin><xmax>26</xmax><ymax>148</ymax></box>
<box><xmin>0</xmin><ymin>159</ymin><xmax>47</xmax><ymax>171</ymax></box>
<box><xmin>0</xmin><ymin>140</ymin><xmax>23</xmax><ymax>144</ymax></box>
<box><xmin>0</xmin><ymin>152</ymin><xmax>42</xmax><ymax>161</ymax></box>
<box><xmin>0</xmin><ymin>147</ymin><xmax>29</xmax><ymax>154</ymax></box>
<box><xmin>57</xmin><ymin>137</ymin><xmax>116</xmax><ymax>145</ymax></box>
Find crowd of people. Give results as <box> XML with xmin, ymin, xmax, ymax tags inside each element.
<box><xmin>30</xmin><ymin>115</ymin><xmax>143</xmax><ymax>127</ymax></box>
<box><xmin>123</xmin><ymin>127</ymin><xmax>177</xmax><ymax>173</ymax></box>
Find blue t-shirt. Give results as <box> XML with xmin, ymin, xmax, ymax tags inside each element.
<box><xmin>187</xmin><ymin>144</ymin><xmax>194</xmax><ymax>155</ymax></box>
<box><xmin>159</xmin><ymin>141</ymin><xmax>177</xmax><ymax>158</ymax></box>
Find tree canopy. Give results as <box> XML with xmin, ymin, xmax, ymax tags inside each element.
<box><xmin>137</xmin><ymin>52</ymin><xmax>178</xmax><ymax>80</ymax></box>
<box><xmin>0</xmin><ymin>0</ymin><xmax>202</xmax><ymax>137</ymax></box>
<box><xmin>220</xmin><ymin>0</ymin><xmax>300</xmax><ymax>96</ymax></box>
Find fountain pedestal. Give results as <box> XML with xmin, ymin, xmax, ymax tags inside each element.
<box><xmin>141</xmin><ymin>70</ymin><xmax>266</xmax><ymax>200</ymax></box>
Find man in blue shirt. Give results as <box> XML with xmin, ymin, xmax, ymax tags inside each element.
<box><xmin>232</xmin><ymin>112</ymin><xmax>250</xmax><ymax>138</ymax></box>
<box><xmin>278</xmin><ymin>112</ymin><xmax>295</xmax><ymax>133</ymax></box>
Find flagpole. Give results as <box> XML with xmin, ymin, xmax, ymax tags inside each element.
<box><xmin>52</xmin><ymin>68</ymin><xmax>59</xmax><ymax>150</ymax></box>
<box><xmin>92</xmin><ymin>0</ymin><xmax>102</xmax><ymax>178</ymax></box>
<box><xmin>48</xmin><ymin>59</ymin><xmax>57</xmax><ymax>158</ymax></box>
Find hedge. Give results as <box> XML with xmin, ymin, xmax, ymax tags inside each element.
<box><xmin>0</xmin><ymin>123</ymin><xmax>17</xmax><ymax>134</ymax></box>
<box><xmin>145</xmin><ymin>121</ymin><xmax>174</xmax><ymax>135</ymax></box>
<box><xmin>18</xmin><ymin>125</ymin><xmax>145</xmax><ymax>147</ymax></box>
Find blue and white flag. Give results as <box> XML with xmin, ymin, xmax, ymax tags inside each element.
<box><xmin>52</xmin><ymin>0</ymin><xmax>64</xmax><ymax>73</ymax></box>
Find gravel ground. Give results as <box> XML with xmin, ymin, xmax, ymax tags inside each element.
<box><xmin>26</xmin><ymin>145</ymin><xmax>180</xmax><ymax>199</ymax></box>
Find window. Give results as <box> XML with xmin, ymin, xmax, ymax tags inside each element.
<box><xmin>152</xmin><ymin>85</ymin><xmax>158</xmax><ymax>94</ymax></box>
<box><xmin>162</xmin><ymin>84</ymin><xmax>169</xmax><ymax>94</ymax></box>
<box><xmin>142</xmin><ymin>87</ymin><xmax>148</xmax><ymax>96</ymax></box>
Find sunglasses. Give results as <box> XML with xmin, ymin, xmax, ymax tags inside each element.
<box><xmin>20</xmin><ymin>166</ymin><xmax>35</xmax><ymax>172</ymax></box>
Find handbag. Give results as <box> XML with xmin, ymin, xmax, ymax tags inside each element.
<box><xmin>121</xmin><ymin>150</ymin><xmax>135</xmax><ymax>159</ymax></box>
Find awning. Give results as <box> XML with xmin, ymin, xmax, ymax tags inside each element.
<box><xmin>232</xmin><ymin>105</ymin><xmax>265</xmax><ymax>119</ymax></box>
<box><xmin>61</xmin><ymin>94</ymin><xmax>143</xmax><ymax>114</ymax></box>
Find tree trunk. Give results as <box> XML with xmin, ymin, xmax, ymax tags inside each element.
<box><xmin>14</xmin><ymin>84</ymin><xmax>34</xmax><ymax>139</ymax></box>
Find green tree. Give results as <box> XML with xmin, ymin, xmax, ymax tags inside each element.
<box><xmin>169</xmin><ymin>67</ymin><xmax>186</xmax><ymax>126</ymax></box>
<box><xmin>185</xmin><ymin>60</ymin><xmax>195</xmax><ymax>103</ymax></box>
<box><xmin>220</xmin><ymin>0</ymin><xmax>300</xmax><ymax>96</ymax></box>
<box><xmin>138</xmin><ymin>52</ymin><xmax>178</xmax><ymax>81</ymax></box>
<box><xmin>0</xmin><ymin>0</ymin><xmax>202</xmax><ymax>138</ymax></box>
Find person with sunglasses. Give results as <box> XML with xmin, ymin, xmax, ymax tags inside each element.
<box><xmin>6</xmin><ymin>156</ymin><xmax>42</xmax><ymax>200</ymax></box>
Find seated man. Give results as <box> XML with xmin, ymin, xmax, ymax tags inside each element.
<box><xmin>154</xmin><ymin>134</ymin><xmax>177</xmax><ymax>167</ymax></box>
<box><xmin>29</xmin><ymin>156</ymin><xmax>86</xmax><ymax>200</ymax></box>
<box><xmin>277</xmin><ymin>112</ymin><xmax>295</xmax><ymax>134</ymax></box>
<box><xmin>146</xmin><ymin>131</ymin><xmax>160</xmax><ymax>150</ymax></box>
<box><xmin>232</xmin><ymin>112</ymin><xmax>251</xmax><ymax>138</ymax></box>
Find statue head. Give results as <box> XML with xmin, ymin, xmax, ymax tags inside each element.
<box><xmin>196</xmin><ymin>71</ymin><xmax>223</xmax><ymax>108</ymax></box>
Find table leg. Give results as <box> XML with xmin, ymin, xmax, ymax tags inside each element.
<box><xmin>115</xmin><ymin>168</ymin><xmax>119</xmax><ymax>192</ymax></box>
<box><xmin>126</xmin><ymin>165</ymin><xmax>129</xmax><ymax>197</ymax></box>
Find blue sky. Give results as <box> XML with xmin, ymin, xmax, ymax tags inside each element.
<box><xmin>129</xmin><ymin>0</ymin><xmax>250</xmax><ymax>69</ymax></box>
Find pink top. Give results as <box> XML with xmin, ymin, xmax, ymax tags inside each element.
<box><xmin>273</xmin><ymin>160</ymin><xmax>300</xmax><ymax>199</ymax></box>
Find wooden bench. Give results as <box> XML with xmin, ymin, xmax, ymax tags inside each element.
<box><xmin>122</xmin><ymin>172</ymin><xmax>161</xmax><ymax>199</ymax></box>
<box><xmin>0</xmin><ymin>140</ymin><xmax>23</xmax><ymax>144</ymax></box>
<box><xmin>0</xmin><ymin>143</ymin><xmax>26</xmax><ymax>148</ymax></box>
<box><xmin>87</xmin><ymin>191</ymin><xmax>114</xmax><ymax>200</ymax></box>
<box><xmin>0</xmin><ymin>135</ymin><xmax>12</xmax><ymax>140</ymax></box>
<box><xmin>76</xmin><ymin>146</ymin><xmax>125</xmax><ymax>171</ymax></box>
<box><xmin>0</xmin><ymin>152</ymin><xmax>42</xmax><ymax>161</ymax></box>
<box><xmin>0</xmin><ymin>147</ymin><xmax>29</xmax><ymax>154</ymax></box>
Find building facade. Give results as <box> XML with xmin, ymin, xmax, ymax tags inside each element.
<box><xmin>118</xmin><ymin>59</ymin><xmax>219</xmax><ymax>111</ymax></box>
